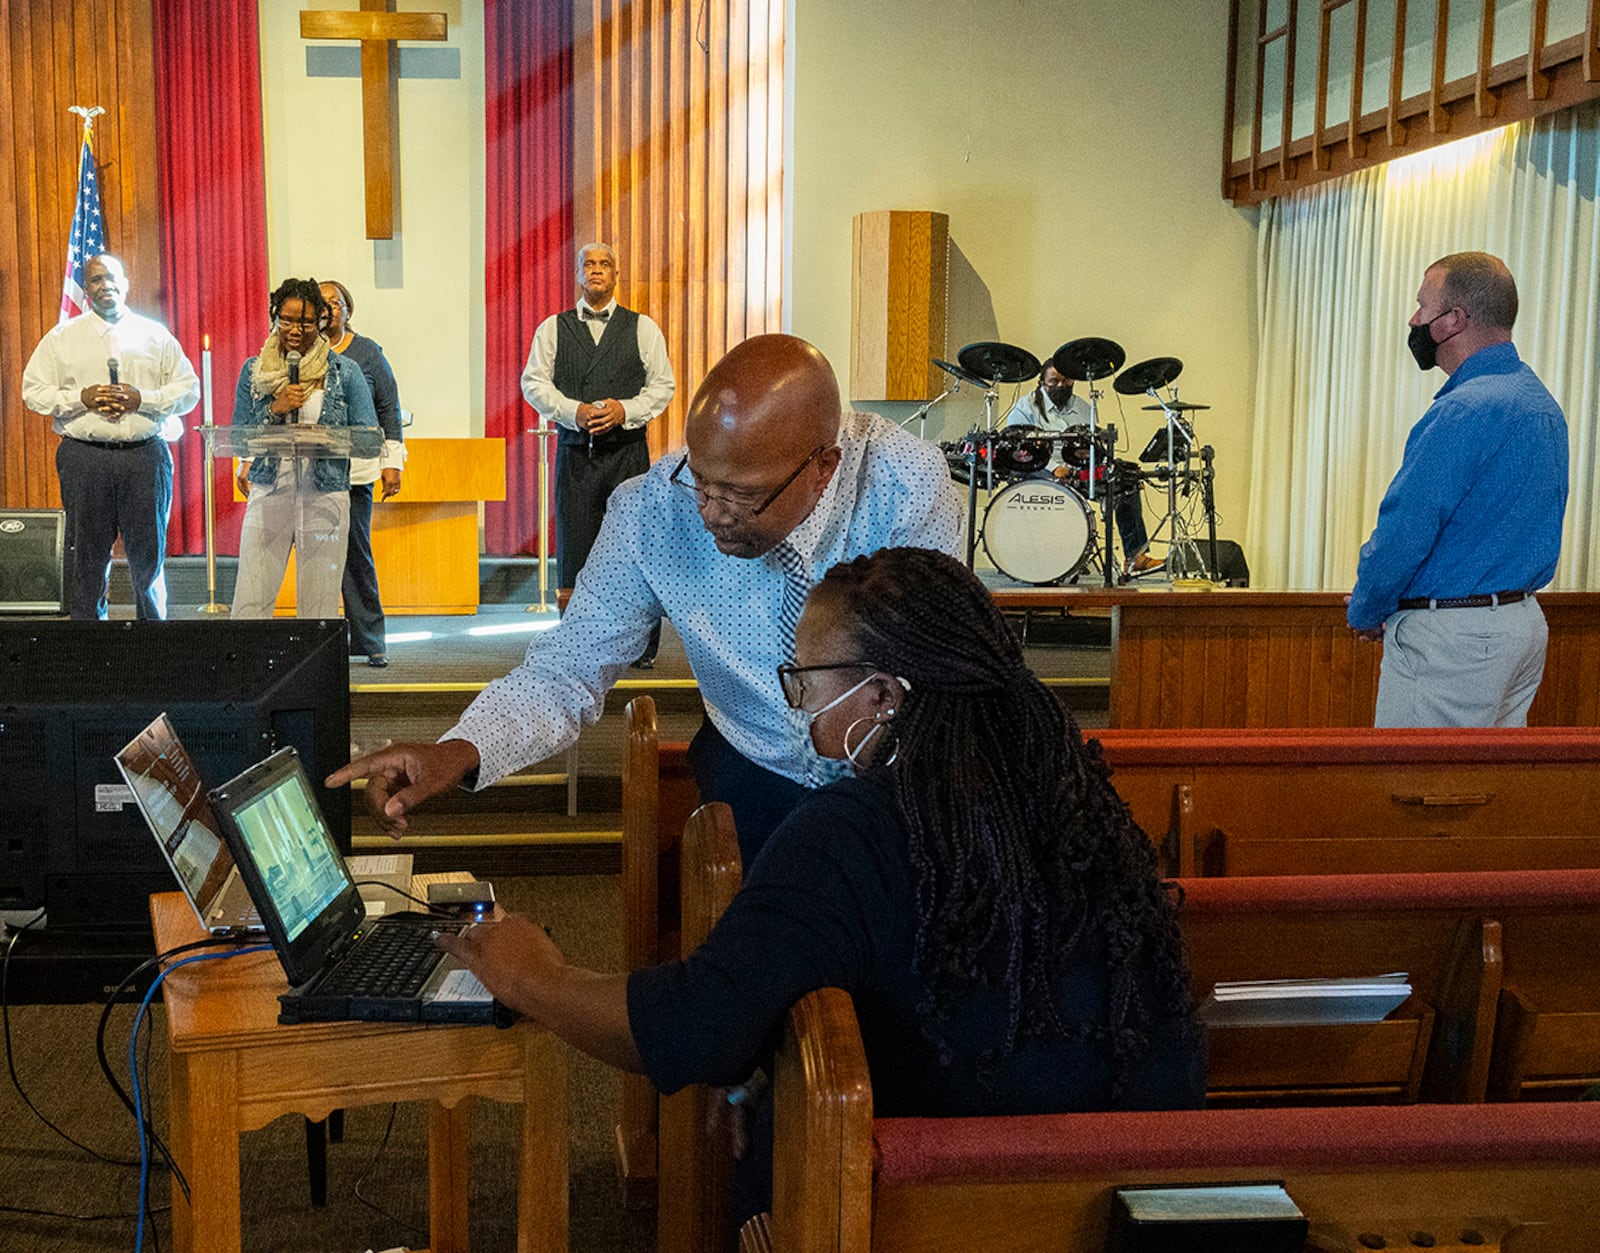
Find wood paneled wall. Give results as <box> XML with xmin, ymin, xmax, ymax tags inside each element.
<box><xmin>583</xmin><ymin>0</ymin><xmax>786</xmax><ymax>456</ymax></box>
<box><xmin>991</xmin><ymin>589</ymin><xmax>1600</xmax><ymax>729</ymax></box>
<box><xmin>1109</xmin><ymin>592</ymin><xmax>1600</xmax><ymax>729</ymax></box>
<box><xmin>1</xmin><ymin>0</ymin><xmax>160</xmax><ymax>508</ymax></box>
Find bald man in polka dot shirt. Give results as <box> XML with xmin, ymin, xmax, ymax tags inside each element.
<box><xmin>335</xmin><ymin>335</ymin><xmax>963</xmax><ymax>859</ymax></box>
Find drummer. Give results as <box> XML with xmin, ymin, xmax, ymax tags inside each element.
<box><xmin>1005</xmin><ymin>362</ymin><xmax>1161</xmax><ymax>576</ymax></box>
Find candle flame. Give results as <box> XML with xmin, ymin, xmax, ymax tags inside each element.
<box><xmin>202</xmin><ymin>332</ymin><xmax>211</xmax><ymax>350</ymax></box>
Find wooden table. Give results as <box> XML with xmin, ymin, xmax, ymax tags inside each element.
<box><xmin>150</xmin><ymin>891</ymin><xmax>567</xmax><ymax>1253</ymax></box>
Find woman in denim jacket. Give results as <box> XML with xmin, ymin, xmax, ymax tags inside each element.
<box><xmin>230</xmin><ymin>277</ymin><xmax>378</xmax><ymax>619</ymax></box>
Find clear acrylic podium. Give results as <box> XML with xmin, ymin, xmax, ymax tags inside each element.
<box><xmin>198</xmin><ymin>423</ymin><xmax>384</xmax><ymax>616</ymax></box>
<box><xmin>199</xmin><ymin>422</ymin><xmax>383</xmax><ymax>463</ymax></box>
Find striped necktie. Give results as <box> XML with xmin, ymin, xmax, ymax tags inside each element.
<box><xmin>773</xmin><ymin>541</ymin><xmax>810</xmax><ymax>658</ymax></box>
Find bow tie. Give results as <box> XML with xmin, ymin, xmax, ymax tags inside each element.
<box><xmin>581</xmin><ymin>307</ymin><xmax>611</xmax><ymax>322</ymax></box>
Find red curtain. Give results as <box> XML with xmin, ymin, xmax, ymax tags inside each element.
<box><xmin>484</xmin><ymin>0</ymin><xmax>574</xmax><ymax>556</ymax></box>
<box><xmin>152</xmin><ymin>0</ymin><xmax>269</xmax><ymax>556</ymax></box>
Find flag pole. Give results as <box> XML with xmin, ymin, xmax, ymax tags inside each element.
<box><xmin>59</xmin><ymin>106</ymin><xmax>106</xmax><ymax>325</ymax></box>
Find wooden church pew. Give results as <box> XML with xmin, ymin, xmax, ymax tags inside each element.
<box><xmin>655</xmin><ymin>801</ymin><xmax>743</xmax><ymax>1253</ymax></box>
<box><xmin>1096</xmin><ymin>727</ymin><xmax>1600</xmax><ymax>877</ymax></box>
<box><xmin>1487</xmin><ymin>878</ymin><xmax>1600</xmax><ymax>1100</ymax></box>
<box><xmin>616</xmin><ymin>695</ymin><xmax>699</xmax><ymax>1205</ymax></box>
<box><xmin>765</xmin><ymin>988</ymin><xmax>1600</xmax><ymax>1253</ymax></box>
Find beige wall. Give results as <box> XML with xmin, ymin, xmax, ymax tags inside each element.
<box><xmin>259</xmin><ymin>1</ymin><xmax>485</xmax><ymax>438</ymax></box>
<box><xmin>251</xmin><ymin>0</ymin><xmax>1257</xmax><ymax>547</ymax></box>
<box><xmin>788</xmin><ymin>0</ymin><xmax>1260</xmax><ymax>560</ymax></box>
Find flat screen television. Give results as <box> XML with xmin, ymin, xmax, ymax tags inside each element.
<box><xmin>0</xmin><ymin>619</ymin><xmax>350</xmax><ymax>932</ymax></box>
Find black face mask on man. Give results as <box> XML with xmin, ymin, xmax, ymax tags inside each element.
<box><xmin>1043</xmin><ymin>384</ymin><xmax>1074</xmax><ymax>408</ymax></box>
<box><xmin>1407</xmin><ymin>309</ymin><xmax>1459</xmax><ymax>371</ymax></box>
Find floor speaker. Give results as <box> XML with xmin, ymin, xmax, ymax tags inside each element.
<box><xmin>1204</xmin><ymin>539</ymin><xmax>1251</xmax><ymax>587</ymax></box>
<box><xmin>0</xmin><ymin>509</ymin><xmax>65</xmax><ymax>613</ymax></box>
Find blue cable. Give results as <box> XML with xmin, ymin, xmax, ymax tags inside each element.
<box><xmin>129</xmin><ymin>945</ymin><xmax>271</xmax><ymax>1253</ymax></box>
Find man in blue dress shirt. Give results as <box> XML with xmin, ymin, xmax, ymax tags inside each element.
<box><xmin>1347</xmin><ymin>252</ymin><xmax>1569</xmax><ymax>727</ymax></box>
<box><xmin>332</xmin><ymin>334</ymin><xmax>964</xmax><ymax>862</ymax></box>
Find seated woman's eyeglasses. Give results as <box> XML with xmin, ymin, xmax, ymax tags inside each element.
<box><xmin>776</xmin><ymin>661</ymin><xmax>878</xmax><ymax>709</ymax></box>
<box><xmin>670</xmin><ymin>445</ymin><xmax>829</xmax><ymax>518</ymax></box>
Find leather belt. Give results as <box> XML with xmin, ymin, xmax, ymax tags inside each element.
<box><xmin>71</xmin><ymin>435</ymin><xmax>156</xmax><ymax>450</ymax></box>
<box><xmin>1397</xmin><ymin>591</ymin><xmax>1529</xmax><ymax>610</ymax></box>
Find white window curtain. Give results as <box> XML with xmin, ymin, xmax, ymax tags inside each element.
<box><xmin>1247</xmin><ymin>104</ymin><xmax>1600</xmax><ymax>593</ymax></box>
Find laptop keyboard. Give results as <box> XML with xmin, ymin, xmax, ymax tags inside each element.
<box><xmin>317</xmin><ymin>918</ymin><xmax>462</xmax><ymax>998</ymax></box>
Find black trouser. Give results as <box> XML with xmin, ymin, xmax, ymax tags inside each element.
<box><xmin>686</xmin><ymin>716</ymin><xmax>810</xmax><ymax>871</ymax></box>
<box><xmin>56</xmin><ymin>436</ymin><xmax>172</xmax><ymax>620</ymax></box>
<box><xmin>342</xmin><ymin>482</ymin><xmax>386</xmax><ymax>656</ymax></box>
<box><xmin>555</xmin><ymin>435</ymin><xmax>659</xmax><ymax>657</ymax></box>
<box><xmin>554</xmin><ymin>436</ymin><xmax>649</xmax><ymax>586</ymax></box>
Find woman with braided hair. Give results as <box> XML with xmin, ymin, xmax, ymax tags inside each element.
<box><xmin>231</xmin><ymin>277</ymin><xmax>378</xmax><ymax>619</ymax></box>
<box><xmin>439</xmin><ymin>545</ymin><xmax>1204</xmax><ymax>1217</ymax></box>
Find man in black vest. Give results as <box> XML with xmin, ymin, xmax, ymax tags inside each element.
<box><xmin>522</xmin><ymin>242</ymin><xmax>676</xmax><ymax>663</ymax></box>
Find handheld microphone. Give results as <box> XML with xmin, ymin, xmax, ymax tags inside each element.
<box><xmin>285</xmin><ymin>351</ymin><xmax>302</xmax><ymax>424</ymax></box>
<box><xmin>107</xmin><ymin>357</ymin><xmax>120</xmax><ymax>385</ymax></box>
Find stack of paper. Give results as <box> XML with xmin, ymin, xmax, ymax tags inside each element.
<box><xmin>1200</xmin><ymin>972</ymin><xmax>1411</xmax><ymax>1027</ymax></box>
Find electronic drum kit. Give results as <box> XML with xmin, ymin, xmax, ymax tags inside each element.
<box><xmin>926</xmin><ymin>337</ymin><xmax>1222</xmax><ymax>586</ymax></box>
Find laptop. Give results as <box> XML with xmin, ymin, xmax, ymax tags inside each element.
<box><xmin>115</xmin><ymin>714</ymin><xmax>264</xmax><ymax>937</ymax></box>
<box><xmin>207</xmin><ymin>744</ymin><xmax>506</xmax><ymax>1027</ymax></box>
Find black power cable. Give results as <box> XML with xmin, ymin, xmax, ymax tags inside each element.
<box><xmin>96</xmin><ymin>935</ymin><xmax>256</xmax><ymax>1199</ymax></box>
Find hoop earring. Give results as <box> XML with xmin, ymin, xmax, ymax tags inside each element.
<box><xmin>844</xmin><ymin>711</ymin><xmax>898</xmax><ymax>768</ymax></box>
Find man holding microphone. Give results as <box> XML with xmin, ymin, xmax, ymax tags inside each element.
<box><xmin>22</xmin><ymin>252</ymin><xmax>199</xmax><ymax>620</ymax></box>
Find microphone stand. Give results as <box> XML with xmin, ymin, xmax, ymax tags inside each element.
<box><xmin>1201</xmin><ymin>443</ymin><xmax>1220</xmax><ymax>578</ymax></box>
<box><xmin>899</xmin><ymin>381</ymin><xmax>958</xmax><ymax>440</ymax></box>
<box><xmin>962</xmin><ymin>380</ymin><xmax>1003</xmax><ymax>570</ymax></box>
<box><xmin>1080</xmin><ymin>372</ymin><xmax>1119</xmax><ymax>587</ymax></box>
<box><xmin>1142</xmin><ymin>387</ymin><xmax>1205</xmax><ymax>579</ymax></box>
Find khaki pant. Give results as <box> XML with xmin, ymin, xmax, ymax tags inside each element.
<box><xmin>232</xmin><ymin>461</ymin><xmax>351</xmax><ymax>620</ymax></box>
<box><xmin>1375</xmin><ymin>595</ymin><xmax>1547</xmax><ymax>728</ymax></box>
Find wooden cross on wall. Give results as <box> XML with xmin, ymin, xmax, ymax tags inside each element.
<box><xmin>301</xmin><ymin>0</ymin><xmax>447</xmax><ymax>240</ymax></box>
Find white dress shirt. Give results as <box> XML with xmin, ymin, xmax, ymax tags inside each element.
<box><xmin>445</xmin><ymin>410</ymin><xmax>965</xmax><ymax>788</ymax></box>
<box><xmin>519</xmin><ymin>298</ymin><xmax>675</xmax><ymax>430</ymax></box>
<box><xmin>22</xmin><ymin>309</ymin><xmax>200</xmax><ymax>443</ymax></box>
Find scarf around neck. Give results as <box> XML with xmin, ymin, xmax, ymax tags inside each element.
<box><xmin>252</xmin><ymin>331</ymin><xmax>331</xmax><ymax>400</ymax></box>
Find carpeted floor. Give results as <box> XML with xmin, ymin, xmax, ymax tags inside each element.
<box><xmin>0</xmin><ymin>875</ymin><xmax>653</xmax><ymax>1253</ymax></box>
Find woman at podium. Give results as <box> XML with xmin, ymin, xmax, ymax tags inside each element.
<box><xmin>230</xmin><ymin>278</ymin><xmax>377</xmax><ymax>620</ymax></box>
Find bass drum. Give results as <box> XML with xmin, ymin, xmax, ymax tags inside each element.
<box><xmin>981</xmin><ymin>476</ymin><xmax>1094</xmax><ymax>585</ymax></box>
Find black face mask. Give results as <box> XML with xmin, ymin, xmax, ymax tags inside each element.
<box><xmin>1407</xmin><ymin>309</ymin><xmax>1456</xmax><ymax>371</ymax></box>
<box><xmin>1043</xmin><ymin>385</ymin><xmax>1073</xmax><ymax>408</ymax></box>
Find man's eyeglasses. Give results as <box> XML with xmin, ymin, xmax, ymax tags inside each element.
<box><xmin>670</xmin><ymin>445</ymin><xmax>831</xmax><ymax>518</ymax></box>
<box><xmin>776</xmin><ymin>661</ymin><xmax>880</xmax><ymax>709</ymax></box>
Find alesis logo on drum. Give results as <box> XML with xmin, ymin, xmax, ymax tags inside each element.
<box><xmin>1006</xmin><ymin>492</ymin><xmax>1069</xmax><ymax>508</ymax></box>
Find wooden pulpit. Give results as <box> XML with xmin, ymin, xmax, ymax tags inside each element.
<box><xmin>253</xmin><ymin>436</ymin><xmax>506</xmax><ymax>616</ymax></box>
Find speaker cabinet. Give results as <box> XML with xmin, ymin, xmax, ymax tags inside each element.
<box><xmin>0</xmin><ymin>509</ymin><xmax>66</xmax><ymax>613</ymax></box>
<box><xmin>851</xmin><ymin>210</ymin><xmax>949</xmax><ymax>402</ymax></box>
<box><xmin>1206</xmin><ymin>539</ymin><xmax>1251</xmax><ymax>587</ymax></box>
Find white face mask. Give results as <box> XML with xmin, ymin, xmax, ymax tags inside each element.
<box><xmin>807</xmin><ymin>671</ymin><xmax>877</xmax><ymax>722</ymax></box>
<box><xmin>789</xmin><ymin>671</ymin><xmax>876</xmax><ymax>786</ymax></box>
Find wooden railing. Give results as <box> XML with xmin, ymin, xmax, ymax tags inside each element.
<box><xmin>1223</xmin><ymin>0</ymin><xmax>1600</xmax><ymax>204</ymax></box>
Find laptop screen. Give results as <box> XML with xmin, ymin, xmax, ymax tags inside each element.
<box><xmin>116</xmin><ymin>714</ymin><xmax>235</xmax><ymax>915</ymax></box>
<box><xmin>224</xmin><ymin>762</ymin><xmax>348</xmax><ymax>941</ymax></box>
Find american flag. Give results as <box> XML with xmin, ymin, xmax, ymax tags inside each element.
<box><xmin>59</xmin><ymin>108</ymin><xmax>106</xmax><ymax>323</ymax></box>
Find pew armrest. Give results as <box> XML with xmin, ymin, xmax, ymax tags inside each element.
<box><xmin>658</xmin><ymin>802</ymin><xmax>745</xmax><ymax>1253</ymax></box>
<box><xmin>772</xmin><ymin>989</ymin><xmax>875</xmax><ymax>1253</ymax></box>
